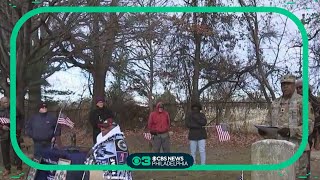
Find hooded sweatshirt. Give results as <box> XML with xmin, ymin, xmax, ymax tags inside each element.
<box><xmin>147</xmin><ymin>102</ymin><xmax>170</xmax><ymax>134</ymax></box>
<box><xmin>85</xmin><ymin>124</ymin><xmax>132</xmax><ymax>180</ymax></box>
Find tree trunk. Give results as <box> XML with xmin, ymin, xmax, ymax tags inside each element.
<box><xmin>148</xmin><ymin>38</ymin><xmax>154</xmax><ymax>113</ymax></box>
<box><xmin>91</xmin><ymin>12</ymin><xmax>106</xmax><ymax>107</ymax></box>
<box><xmin>16</xmin><ymin>79</ymin><xmax>25</xmax><ymax>118</ymax></box>
<box><xmin>28</xmin><ymin>84</ymin><xmax>41</xmax><ymax>117</ymax></box>
<box><xmin>191</xmin><ymin>11</ymin><xmax>201</xmax><ymax>105</ymax></box>
<box><xmin>92</xmin><ymin>69</ymin><xmax>107</xmax><ymax>104</ymax></box>
<box><xmin>90</xmin><ymin>0</ymin><xmax>119</xmax><ymax>108</ymax></box>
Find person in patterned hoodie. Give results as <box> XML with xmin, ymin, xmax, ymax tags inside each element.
<box><xmin>258</xmin><ymin>74</ymin><xmax>315</xmax><ymax>180</ymax></box>
<box><xmin>84</xmin><ymin>118</ymin><xmax>132</xmax><ymax>180</ymax></box>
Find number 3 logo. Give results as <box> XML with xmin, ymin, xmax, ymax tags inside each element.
<box><xmin>141</xmin><ymin>156</ymin><xmax>151</xmax><ymax>166</ymax></box>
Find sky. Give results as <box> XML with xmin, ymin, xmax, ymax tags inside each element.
<box><xmin>44</xmin><ymin>1</ymin><xmax>319</xmax><ymax>103</ymax></box>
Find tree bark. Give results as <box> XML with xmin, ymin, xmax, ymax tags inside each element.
<box><xmin>27</xmin><ymin>83</ymin><xmax>41</xmax><ymax>117</ymax></box>
<box><xmin>90</xmin><ymin>0</ymin><xmax>119</xmax><ymax>107</ymax></box>
<box><xmin>191</xmin><ymin>5</ymin><xmax>201</xmax><ymax>105</ymax></box>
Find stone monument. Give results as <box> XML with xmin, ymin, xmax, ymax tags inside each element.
<box><xmin>251</xmin><ymin>139</ymin><xmax>296</xmax><ymax>180</ymax></box>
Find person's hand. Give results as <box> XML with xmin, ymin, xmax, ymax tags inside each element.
<box><xmin>278</xmin><ymin>128</ymin><xmax>290</xmax><ymax>137</ymax></box>
<box><xmin>169</xmin><ymin>131</ymin><xmax>173</xmax><ymax>136</ymax></box>
<box><xmin>257</xmin><ymin>129</ymin><xmax>267</xmax><ymax>136</ymax></box>
<box><xmin>2</xmin><ymin>125</ymin><xmax>9</xmax><ymax>131</ymax></box>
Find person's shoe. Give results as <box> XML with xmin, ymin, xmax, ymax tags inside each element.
<box><xmin>2</xmin><ymin>169</ymin><xmax>11</xmax><ymax>176</ymax></box>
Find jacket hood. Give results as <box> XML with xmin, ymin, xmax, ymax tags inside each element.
<box><xmin>156</xmin><ymin>102</ymin><xmax>163</xmax><ymax>109</ymax></box>
<box><xmin>94</xmin><ymin>125</ymin><xmax>123</xmax><ymax>147</ymax></box>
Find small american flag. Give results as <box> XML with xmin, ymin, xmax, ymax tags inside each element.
<box><xmin>57</xmin><ymin>114</ymin><xmax>74</xmax><ymax>129</ymax></box>
<box><xmin>143</xmin><ymin>132</ymin><xmax>152</xmax><ymax>141</ymax></box>
<box><xmin>0</xmin><ymin>117</ymin><xmax>10</xmax><ymax>124</ymax></box>
<box><xmin>216</xmin><ymin>123</ymin><xmax>230</xmax><ymax>142</ymax></box>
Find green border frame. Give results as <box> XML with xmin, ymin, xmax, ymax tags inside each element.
<box><xmin>10</xmin><ymin>6</ymin><xmax>309</xmax><ymax>171</ymax></box>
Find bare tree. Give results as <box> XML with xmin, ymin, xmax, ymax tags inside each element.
<box><xmin>0</xmin><ymin>0</ymin><xmax>76</xmax><ymax>112</ymax></box>
<box><xmin>55</xmin><ymin>0</ymin><xmax>133</xmax><ymax>108</ymax></box>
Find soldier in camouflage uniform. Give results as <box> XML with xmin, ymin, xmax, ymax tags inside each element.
<box><xmin>296</xmin><ymin>79</ymin><xmax>320</xmax><ymax>150</ymax></box>
<box><xmin>258</xmin><ymin>74</ymin><xmax>315</xmax><ymax>180</ymax></box>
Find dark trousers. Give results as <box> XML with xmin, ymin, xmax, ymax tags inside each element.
<box><xmin>0</xmin><ymin>139</ymin><xmax>22</xmax><ymax>171</ymax></box>
<box><xmin>152</xmin><ymin>132</ymin><xmax>170</xmax><ymax>153</ymax></box>
<box><xmin>92</xmin><ymin>128</ymin><xmax>100</xmax><ymax>145</ymax></box>
<box><xmin>309</xmin><ymin>126</ymin><xmax>320</xmax><ymax>149</ymax></box>
<box><xmin>33</xmin><ymin>141</ymin><xmax>51</xmax><ymax>157</ymax></box>
<box><xmin>306</xmin><ymin>150</ymin><xmax>311</xmax><ymax>180</ymax></box>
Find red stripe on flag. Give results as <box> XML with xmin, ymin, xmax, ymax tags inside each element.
<box><xmin>143</xmin><ymin>133</ymin><xmax>152</xmax><ymax>141</ymax></box>
<box><xmin>216</xmin><ymin>124</ymin><xmax>230</xmax><ymax>142</ymax></box>
<box><xmin>58</xmin><ymin>117</ymin><xmax>74</xmax><ymax>128</ymax></box>
<box><xmin>0</xmin><ymin>117</ymin><xmax>10</xmax><ymax>124</ymax></box>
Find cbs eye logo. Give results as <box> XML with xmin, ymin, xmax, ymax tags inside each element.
<box><xmin>132</xmin><ymin>157</ymin><xmax>141</xmax><ymax>166</ymax></box>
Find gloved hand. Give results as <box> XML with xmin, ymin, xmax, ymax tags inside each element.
<box><xmin>278</xmin><ymin>128</ymin><xmax>290</xmax><ymax>137</ymax></box>
<box><xmin>258</xmin><ymin>129</ymin><xmax>267</xmax><ymax>136</ymax></box>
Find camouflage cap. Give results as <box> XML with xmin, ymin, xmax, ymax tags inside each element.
<box><xmin>281</xmin><ymin>74</ymin><xmax>296</xmax><ymax>83</ymax></box>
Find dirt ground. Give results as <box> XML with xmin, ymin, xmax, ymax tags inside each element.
<box><xmin>1</xmin><ymin>127</ymin><xmax>320</xmax><ymax>180</ymax></box>
<box><xmin>126</xmin><ymin>134</ymin><xmax>320</xmax><ymax>180</ymax></box>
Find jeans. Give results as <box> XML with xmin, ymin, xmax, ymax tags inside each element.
<box><xmin>189</xmin><ymin>139</ymin><xmax>206</xmax><ymax>164</ymax></box>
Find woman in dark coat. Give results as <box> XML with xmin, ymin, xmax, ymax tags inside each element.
<box><xmin>185</xmin><ymin>103</ymin><xmax>207</xmax><ymax>164</ymax></box>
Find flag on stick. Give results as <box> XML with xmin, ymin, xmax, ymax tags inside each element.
<box><xmin>237</xmin><ymin>170</ymin><xmax>244</xmax><ymax>180</ymax></box>
<box><xmin>216</xmin><ymin>123</ymin><xmax>230</xmax><ymax>142</ymax></box>
<box><xmin>0</xmin><ymin>117</ymin><xmax>10</xmax><ymax>124</ymax></box>
<box><xmin>57</xmin><ymin>114</ymin><xmax>74</xmax><ymax>129</ymax></box>
<box><xmin>143</xmin><ymin>132</ymin><xmax>152</xmax><ymax>141</ymax></box>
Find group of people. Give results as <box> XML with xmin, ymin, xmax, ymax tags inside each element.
<box><xmin>0</xmin><ymin>98</ymin><xmax>62</xmax><ymax>177</ymax></box>
<box><xmin>85</xmin><ymin>96</ymin><xmax>132</xmax><ymax>179</ymax></box>
<box><xmin>258</xmin><ymin>74</ymin><xmax>320</xmax><ymax>180</ymax></box>
<box><xmin>145</xmin><ymin>100</ymin><xmax>208</xmax><ymax>165</ymax></box>
<box><xmin>143</xmin><ymin>73</ymin><xmax>320</xmax><ymax>177</ymax></box>
<box><xmin>0</xmin><ymin>74</ymin><xmax>319</xmax><ymax>180</ymax></box>
<box><xmin>146</xmin><ymin>100</ymin><xmax>208</xmax><ymax>165</ymax></box>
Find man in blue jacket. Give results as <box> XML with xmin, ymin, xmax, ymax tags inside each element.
<box><xmin>25</xmin><ymin>102</ymin><xmax>61</xmax><ymax>157</ymax></box>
